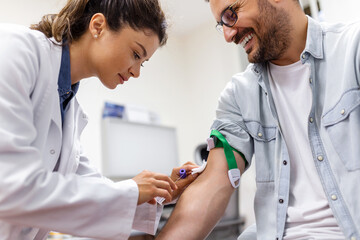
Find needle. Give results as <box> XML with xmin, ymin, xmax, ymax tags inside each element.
<box><xmin>155</xmin><ymin>168</ymin><xmax>187</xmax><ymax>205</ymax></box>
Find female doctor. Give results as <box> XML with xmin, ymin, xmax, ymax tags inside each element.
<box><xmin>0</xmin><ymin>0</ymin><xmax>198</xmax><ymax>239</ymax></box>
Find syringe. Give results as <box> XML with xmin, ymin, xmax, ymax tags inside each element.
<box><xmin>155</xmin><ymin>168</ymin><xmax>187</xmax><ymax>205</ymax></box>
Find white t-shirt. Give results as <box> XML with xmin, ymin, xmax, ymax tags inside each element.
<box><xmin>268</xmin><ymin>61</ymin><xmax>344</xmax><ymax>239</ymax></box>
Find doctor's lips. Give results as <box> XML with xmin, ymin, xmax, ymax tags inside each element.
<box><xmin>118</xmin><ymin>73</ymin><xmax>128</xmax><ymax>84</ymax></box>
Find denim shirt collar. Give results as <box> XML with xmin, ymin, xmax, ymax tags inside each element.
<box><xmin>58</xmin><ymin>44</ymin><xmax>79</xmax><ymax>96</ymax></box>
<box><xmin>301</xmin><ymin>16</ymin><xmax>324</xmax><ymax>62</ymax></box>
<box><xmin>58</xmin><ymin>44</ymin><xmax>79</xmax><ymax>123</ymax></box>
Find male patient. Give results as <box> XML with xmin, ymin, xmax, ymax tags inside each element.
<box><xmin>157</xmin><ymin>0</ymin><xmax>360</xmax><ymax>239</ymax></box>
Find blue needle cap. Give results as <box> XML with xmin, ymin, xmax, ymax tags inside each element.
<box><xmin>179</xmin><ymin>168</ymin><xmax>187</xmax><ymax>179</ymax></box>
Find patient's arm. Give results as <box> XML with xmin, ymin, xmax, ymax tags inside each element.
<box><xmin>156</xmin><ymin>148</ymin><xmax>246</xmax><ymax>240</ymax></box>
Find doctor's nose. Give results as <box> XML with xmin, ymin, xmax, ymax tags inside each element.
<box><xmin>129</xmin><ymin>64</ymin><xmax>141</xmax><ymax>78</ymax></box>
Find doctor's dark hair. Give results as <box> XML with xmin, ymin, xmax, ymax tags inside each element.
<box><xmin>30</xmin><ymin>0</ymin><xmax>168</xmax><ymax>46</ymax></box>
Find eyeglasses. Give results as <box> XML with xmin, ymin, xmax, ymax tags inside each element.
<box><xmin>216</xmin><ymin>0</ymin><xmax>240</xmax><ymax>33</ymax></box>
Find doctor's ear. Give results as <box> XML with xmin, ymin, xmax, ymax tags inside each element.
<box><xmin>89</xmin><ymin>13</ymin><xmax>107</xmax><ymax>39</ymax></box>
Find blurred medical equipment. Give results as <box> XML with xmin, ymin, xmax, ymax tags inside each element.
<box><xmin>101</xmin><ymin>118</ymin><xmax>178</xmax><ymax>180</ymax></box>
<box><xmin>101</xmin><ymin>114</ymin><xmax>180</xmax><ymax>239</ymax></box>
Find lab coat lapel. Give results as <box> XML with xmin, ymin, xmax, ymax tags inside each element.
<box><xmin>57</xmin><ymin>100</ymin><xmax>76</xmax><ymax>175</ymax></box>
<box><xmin>57</xmin><ymin>97</ymin><xmax>88</xmax><ymax>174</ymax></box>
<box><xmin>49</xmin><ymin>92</ymin><xmax>62</xmax><ymax>137</ymax></box>
<box><xmin>39</xmin><ymin>42</ymin><xmax>62</xmax><ymax>138</ymax></box>
<box><xmin>46</xmin><ymin>96</ymin><xmax>62</xmax><ymax>171</ymax></box>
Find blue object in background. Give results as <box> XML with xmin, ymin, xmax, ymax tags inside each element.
<box><xmin>102</xmin><ymin>102</ymin><xmax>125</xmax><ymax>118</ymax></box>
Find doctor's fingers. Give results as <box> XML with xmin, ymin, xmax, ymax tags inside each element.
<box><xmin>135</xmin><ymin>180</ymin><xmax>173</xmax><ymax>205</ymax></box>
<box><xmin>141</xmin><ymin>181</ymin><xmax>174</xmax><ymax>203</ymax></box>
<box><xmin>181</xmin><ymin>162</ymin><xmax>199</xmax><ymax>172</ymax></box>
<box><xmin>153</xmin><ymin>187</ymin><xmax>174</xmax><ymax>203</ymax></box>
<box><xmin>171</xmin><ymin>162</ymin><xmax>199</xmax><ymax>180</ymax></box>
<box><xmin>152</xmin><ymin>174</ymin><xmax>177</xmax><ymax>191</ymax></box>
<box><xmin>178</xmin><ymin>161</ymin><xmax>199</xmax><ymax>170</ymax></box>
<box><xmin>148</xmin><ymin>178</ymin><xmax>180</xmax><ymax>201</ymax></box>
<box><xmin>133</xmin><ymin>170</ymin><xmax>177</xmax><ymax>190</ymax></box>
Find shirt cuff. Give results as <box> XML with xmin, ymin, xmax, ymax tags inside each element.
<box><xmin>132</xmin><ymin>202</ymin><xmax>164</xmax><ymax>235</ymax></box>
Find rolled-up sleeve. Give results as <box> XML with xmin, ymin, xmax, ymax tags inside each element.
<box><xmin>210</xmin><ymin>79</ymin><xmax>254</xmax><ymax>168</ymax></box>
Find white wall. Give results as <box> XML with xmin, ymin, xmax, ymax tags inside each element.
<box><xmin>319</xmin><ymin>0</ymin><xmax>360</xmax><ymax>23</ymax></box>
<box><xmin>0</xmin><ymin>0</ymin><xmax>65</xmax><ymax>25</ymax></box>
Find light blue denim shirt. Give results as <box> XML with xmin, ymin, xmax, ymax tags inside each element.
<box><xmin>211</xmin><ymin>17</ymin><xmax>360</xmax><ymax>239</ymax></box>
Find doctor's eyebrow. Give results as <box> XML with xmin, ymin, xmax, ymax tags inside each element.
<box><xmin>135</xmin><ymin>42</ymin><xmax>147</xmax><ymax>58</ymax></box>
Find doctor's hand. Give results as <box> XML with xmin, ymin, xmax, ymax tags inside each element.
<box><xmin>165</xmin><ymin>161</ymin><xmax>199</xmax><ymax>203</ymax></box>
<box><xmin>133</xmin><ymin>170</ymin><xmax>177</xmax><ymax>205</ymax></box>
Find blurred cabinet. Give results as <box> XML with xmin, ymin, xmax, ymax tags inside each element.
<box><xmin>101</xmin><ymin>118</ymin><xmax>179</xmax><ymax>179</ymax></box>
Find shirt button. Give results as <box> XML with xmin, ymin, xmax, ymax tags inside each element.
<box><xmin>317</xmin><ymin>155</ymin><xmax>323</xmax><ymax>161</ymax></box>
<box><xmin>340</xmin><ymin>109</ymin><xmax>345</xmax><ymax>115</ymax></box>
<box><xmin>283</xmin><ymin>160</ymin><xmax>287</xmax><ymax>165</ymax></box>
<box><xmin>309</xmin><ymin>78</ymin><xmax>313</xmax><ymax>83</ymax></box>
<box><xmin>258</xmin><ymin>132</ymin><xmax>263</xmax><ymax>138</ymax></box>
<box><xmin>302</xmin><ymin>53</ymin><xmax>306</xmax><ymax>59</ymax></box>
<box><xmin>279</xmin><ymin>199</ymin><xmax>284</xmax><ymax>204</ymax></box>
<box><xmin>309</xmin><ymin>117</ymin><xmax>314</xmax><ymax>123</ymax></box>
<box><xmin>50</xmin><ymin>149</ymin><xmax>56</xmax><ymax>155</ymax></box>
<box><xmin>331</xmin><ymin>195</ymin><xmax>337</xmax><ymax>200</ymax></box>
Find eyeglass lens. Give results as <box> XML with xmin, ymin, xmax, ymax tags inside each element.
<box><xmin>222</xmin><ymin>9</ymin><xmax>237</xmax><ymax>27</ymax></box>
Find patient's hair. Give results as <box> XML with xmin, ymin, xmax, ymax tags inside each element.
<box><xmin>204</xmin><ymin>0</ymin><xmax>300</xmax><ymax>4</ymax></box>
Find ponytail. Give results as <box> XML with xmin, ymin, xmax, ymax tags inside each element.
<box><xmin>31</xmin><ymin>0</ymin><xmax>90</xmax><ymax>44</ymax></box>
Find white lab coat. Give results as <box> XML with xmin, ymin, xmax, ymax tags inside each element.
<box><xmin>0</xmin><ymin>24</ymin><xmax>162</xmax><ymax>240</ymax></box>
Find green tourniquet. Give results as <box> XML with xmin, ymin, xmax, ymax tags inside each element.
<box><xmin>226</xmin><ymin>144</ymin><xmax>247</xmax><ymax>166</ymax></box>
<box><xmin>210</xmin><ymin>130</ymin><xmax>238</xmax><ymax>170</ymax></box>
<box><xmin>210</xmin><ymin>130</ymin><xmax>247</xmax><ymax>168</ymax></box>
